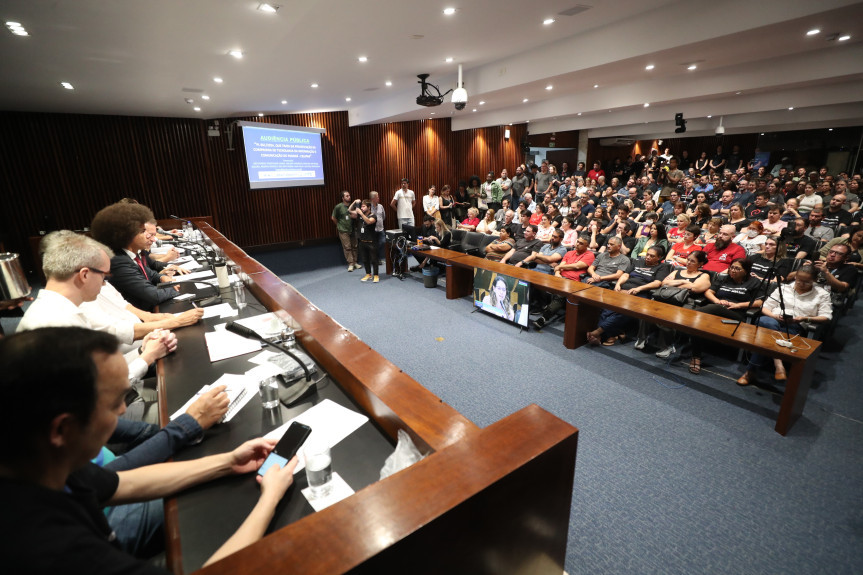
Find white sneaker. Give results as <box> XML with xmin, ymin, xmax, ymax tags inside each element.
<box><xmin>348</xmin><ymin>264</ymin><xmax>355</xmax><ymax>272</ymax></box>
<box><xmin>655</xmin><ymin>346</ymin><xmax>675</xmax><ymax>359</ymax></box>
<box><xmin>634</xmin><ymin>339</ymin><xmax>646</xmax><ymax>351</ymax></box>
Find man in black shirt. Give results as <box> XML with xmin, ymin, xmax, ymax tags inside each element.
<box><xmin>821</xmin><ymin>194</ymin><xmax>852</xmax><ymax>233</ymax></box>
<box><xmin>782</xmin><ymin>218</ymin><xmax>817</xmax><ymax>261</ymax></box>
<box><xmin>0</xmin><ymin>328</ymin><xmax>299</xmax><ymax>574</ymax></box>
<box><xmin>500</xmin><ymin>225</ymin><xmax>542</xmax><ymax>265</ymax></box>
<box><xmin>744</xmin><ymin>192</ymin><xmax>771</xmax><ymax>220</ymax></box>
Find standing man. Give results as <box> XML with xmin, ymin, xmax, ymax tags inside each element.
<box><xmin>332</xmin><ymin>190</ymin><xmax>358</xmax><ymax>272</ymax></box>
<box><xmin>494</xmin><ymin>169</ymin><xmax>511</xmax><ymax>212</ymax></box>
<box><xmin>510</xmin><ymin>165</ymin><xmax>529</xmax><ymax>207</ymax></box>
<box><xmin>391</xmin><ymin>177</ymin><xmax>416</xmax><ymax>229</ymax></box>
<box><xmin>482</xmin><ymin>171</ymin><xmax>503</xmax><ymax>215</ymax></box>
<box><xmin>369</xmin><ymin>191</ymin><xmax>387</xmax><ymax>264</ymax></box>
<box><xmin>658</xmin><ymin>157</ymin><xmax>683</xmax><ymax>203</ymax></box>
<box><xmin>351</xmin><ymin>200</ymin><xmax>380</xmax><ymax>283</ymax></box>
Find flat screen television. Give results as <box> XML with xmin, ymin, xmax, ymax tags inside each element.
<box><xmin>473</xmin><ymin>268</ymin><xmax>530</xmax><ymax>327</ymax></box>
<box><xmin>237</xmin><ymin>121</ymin><xmax>326</xmax><ymax>189</ymax></box>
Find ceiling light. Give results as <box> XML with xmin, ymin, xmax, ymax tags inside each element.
<box><xmin>193</xmin><ymin>107</ymin><xmax>201</xmax><ymax>112</ymax></box>
<box><xmin>546</xmin><ymin>85</ymin><xmax>553</xmax><ymax>90</ymax></box>
<box><xmin>385</xmin><ymin>81</ymin><xmax>392</xmax><ymax>87</ymax></box>
<box><xmin>806</xmin><ymin>29</ymin><xmax>820</xmax><ymax>36</ymax></box>
<box><xmin>687</xmin><ymin>64</ymin><xmax>697</xmax><ymax>70</ymax></box>
<box><xmin>735</xmin><ymin>91</ymin><xmax>742</xmax><ymax>95</ymax></box>
<box><xmin>213</xmin><ymin>77</ymin><xmax>223</xmax><ymax>83</ymax></box>
<box><xmin>445</xmin><ymin>57</ymin><xmax>454</xmax><ymax>63</ymax></box>
<box><xmin>201</xmin><ymin>95</ymin><xmax>210</xmax><ymax>100</ymax></box>
<box><xmin>577</xmin><ymin>112</ymin><xmax>582</xmax><ymax>116</ymax></box>
<box><xmin>788</xmin><ymin>107</ymin><xmax>794</xmax><ymax>110</ymax></box>
<box><xmin>5</xmin><ymin>21</ymin><xmax>29</xmax><ymax>36</ymax></box>
<box><xmin>543</xmin><ymin>18</ymin><xmax>555</xmax><ymax>25</ymax></box>
<box><xmin>645</xmin><ymin>64</ymin><xmax>654</xmax><ymax>70</ymax></box>
<box><xmin>345</xmin><ymin>97</ymin><xmax>351</xmax><ymax>102</ymax></box>
<box><xmin>829</xmin><ymin>128</ymin><xmax>834</xmax><ymax>131</ymax></box>
<box><xmin>184</xmin><ymin>98</ymin><xmax>194</xmax><ymax>104</ymax></box>
<box><xmin>281</xmin><ymin>100</ymin><xmax>287</xmax><ymax>104</ymax></box>
<box><xmin>643</xmin><ymin>103</ymin><xmax>650</xmax><ymax>107</ymax></box>
<box><xmin>258</xmin><ymin>113</ymin><xmax>264</xmax><ymax>117</ymax></box>
<box><xmin>11</xmin><ymin>29</ymin><xmax>28</xmax><ymax>36</ymax></box>
<box><xmin>60</xmin><ymin>82</ymin><xmax>74</xmax><ymax>90</ymax></box>
<box><xmin>523</xmin><ymin>98</ymin><xmax>529</xmax><ymax>103</ymax></box>
<box><xmin>593</xmin><ymin>84</ymin><xmax>599</xmax><ymax>88</ymax></box>
<box><xmin>761</xmin><ymin>133</ymin><xmax>765</xmax><ymax>136</ymax></box>
<box><xmin>472</xmin><ymin>109</ymin><xmax>477</xmax><ymax>112</ymax></box>
<box><xmin>229</xmin><ymin>50</ymin><xmax>244</xmax><ymax>59</ymax></box>
<box><xmin>443</xmin><ymin>7</ymin><xmax>456</xmax><ymax>16</ymax></box>
<box><xmin>358</xmin><ymin>56</ymin><xmax>368</xmax><ymax>63</ymax></box>
<box><xmin>311</xmin><ymin>83</ymin><xmax>319</xmax><ymax>88</ymax></box>
<box><xmin>258</xmin><ymin>3</ymin><xmax>280</xmax><ymax>13</ymax></box>
<box><xmin>430</xmin><ymin>112</ymin><xmax>435</xmax><ymax>115</ymax></box>
<box><xmin>838</xmin><ymin>35</ymin><xmax>851</xmax><ymax>41</ymax></box>
<box><xmin>707</xmin><ymin>115</ymin><xmax>712</xmax><ymax>118</ymax></box>
<box><xmin>6</xmin><ymin>21</ymin><xmax>21</xmax><ymax>27</ymax></box>
<box><xmin>479</xmin><ymin>101</ymin><xmax>485</xmax><ymax>105</ymax></box>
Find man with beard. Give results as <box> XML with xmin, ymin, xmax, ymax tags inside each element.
<box><xmin>510</xmin><ymin>165</ymin><xmax>529</xmax><ymax>207</ymax></box>
<box><xmin>702</xmin><ymin>224</ymin><xmax>747</xmax><ymax>273</ymax></box>
<box><xmin>532</xmin><ymin>236</ymin><xmax>596</xmax><ymax>329</ymax></box>
<box><xmin>515</xmin><ymin>228</ymin><xmax>566</xmax><ymax>273</ymax></box>
<box><xmin>500</xmin><ymin>225</ymin><xmax>542</xmax><ymax>266</ymax></box>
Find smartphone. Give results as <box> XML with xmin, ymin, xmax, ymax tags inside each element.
<box><xmin>257</xmin><ymin>422</ymin><xmax>312</xmax><ymax>476</ymax></box>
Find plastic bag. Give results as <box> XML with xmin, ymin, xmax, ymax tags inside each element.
<box><xmin>379</xmin><ymin>429</ymin><xmax>426</xmax><ymax>480</ymax></box>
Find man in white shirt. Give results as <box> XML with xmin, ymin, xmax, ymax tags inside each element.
<box><xmin>390</xmin><ymin>178</ymin><xmax>416</xmax><ymax>229</ymax></box>
<box><xmin>18</xmin><ymin>231</ymin><xmax>174</xmax><ymax>423</ymax></box>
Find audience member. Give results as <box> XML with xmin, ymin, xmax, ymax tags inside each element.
<box><xmin>391</xmin><ymin>178</ymin><xmax>416</xmax><ymax>228</ymax></box>
<box><xmin>516</xmin><ymin>229</ymin><xmax>566</xmax><ymax>273</ymax></box>
<box><xmin>702</xmin><ymin>225</ymin><xmax>747</xmax><ymax>272</ymax></box>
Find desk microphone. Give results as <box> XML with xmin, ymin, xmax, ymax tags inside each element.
<box><xmin>224</xmin><ymin>321</ymin><xmax>313</xmax><ymax>383</ymax></box>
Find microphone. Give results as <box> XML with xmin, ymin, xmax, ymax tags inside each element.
<box><xmin>225</xmin><ymin>321</ymin><xmax>313</xmax><ymax>384</ymax></box>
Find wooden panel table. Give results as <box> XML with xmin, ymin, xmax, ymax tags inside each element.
<box><xmin>566</xmin><ymin>286</ymin><xmax>820</xmax><ymax>435</ymax></box>
<box><xmin>159</xmin><ymin>223</ymin><xmax>580</xmax><ymax>574</ymax></box>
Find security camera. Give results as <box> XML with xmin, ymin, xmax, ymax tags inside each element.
<box><xmin>715</xmin><ymin>125</ymin><xmax>725</xmax><ymax>136</ymax></box>
<box><xmin>451</xmin><ymin>64</ymin><xmax>468</xmax><ymax>111</ymax></box>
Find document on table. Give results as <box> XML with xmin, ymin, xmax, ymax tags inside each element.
<box><xmin>201</xmin><ymin>302</ymin><xmax>236</xmax><ymax>319</ymax></box>
<box><xmin>169</xmin><ymin>255</ymin><xmax>195</xmax><ymax>264</ymax></box>
<box><xmin>174</xmin><ymin>293</ymin><xmax>195</xmax><ymax>301</ymax></box>
<box><xmin>172</xmin><ymin>270</ymin><xmax>215</xmax><ymax>282</ymax></box>
<box><xmin>170</xmin><ymin>373</ymin><xmax>258</xmax><ymax>423</ymax></box>
<box><xmin>264</xmin><ymin>399</ymin><xmax>369</xmax><ymax>474</ymax></box>
<box><xmin>203</xmin><ymin>330</ymin><xmax>263</xmax><ymax>362</ymax></box>
<box><xmin>234</xmin><ymin>312</ymin><xmax>283</xmax><ymax>339</ymax></box>
<box><xmin>178</xmin><ymin>260</ymin><xmax>204</xmax><ymax>271</ymax></box>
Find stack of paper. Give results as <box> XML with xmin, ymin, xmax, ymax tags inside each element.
<box><xmin>203</xmin><ymin>330</ymin><xmax>262</xmax><ymax>362</ymax></box>
<box><xmin>170</xmin><ymin>373</ymin><xmax>259</xmax><ymax>423</ymax></box>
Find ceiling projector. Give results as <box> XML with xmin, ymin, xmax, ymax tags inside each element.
<box><xmin>416</xmin><ymin>74</ymin><xmax>449</xmax><ymax>107</ymax></box>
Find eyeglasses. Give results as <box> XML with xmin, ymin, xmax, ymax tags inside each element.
<box><xmin>83</xmin><ymin>267</ymin><xmax>112</xmax><ymax>280</ymax></box>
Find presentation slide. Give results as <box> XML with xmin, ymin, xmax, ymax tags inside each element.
<box><xmin>238</xmin><ymin>121</ymin><xmax>326</xmax><ymax>189</ymax></box>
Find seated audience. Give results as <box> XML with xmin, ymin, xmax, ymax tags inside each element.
<box><xmin>500</xmin><ymin>225</ymin><xmax>542</xmax><ymax>265</ymax></box>
<box><xmin>726</xmin><ymin>204</ymin><xmax>750</xmax><ymax>232</ymax></box>
<box><xmin>762</xmin><ymin>206</ymin><xmax>787</xmax><ymax>235</ymax></box>
<box><xmin>665</xmin><ymin>225</ymin><xmax>704</xmax><ymax>268</ymax></box>
<box><xmin>733</xmin><ymin>220</ymin><xmax>767</xmax><ymax>256</ymax></box>
<box><xmin>631</xmin><ymin>222</ymin><xmax>669</xmax><ymax>260</ymax></box>
<box><xmin>584</xmin><ymin>237</ymin><xmax>632</xmax><ymax>288</ymax></box>
<box><xmin>516</xmin><ymin>229</ymin><xmax>566</xmax><ymax>273</ymax></box>
<box><xmin>484</xmin><ymin>226</ymin><xmax>516</xmax><ymax>262</ymax></box>
<box><xmin>666</xmin><ymin>213</ymin><xmax>691</xmax><ymax>242</ymax></box>
<box><xmin>749</xmin><ymin>236</ymin><xmax>793</xmax><ymax>284</ymax></box>
<box><xmin>457</xmin><ymin>207</ymin><xmax>481</xmax><ymax>231</ymax></box>
<box><xmin>649</xmin><ymin>251</ymin><xmax>711</xmax><ymax>358</ymax></box>
<box><xmin>702</xmin><ymin>225</ymin><xmax>747</xmax><ymax>272</ymax></box>
<box><xmin>476</xmin><ymin>209</ymin><xmax>498</xmax><ymax>235</ymax></box>
<box><xmin>536</xmin><ymin>213</ymin><xmax>556</xmax><ymax>242</ymax></box>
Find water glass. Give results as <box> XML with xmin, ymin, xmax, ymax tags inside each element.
<box><xmin>233</xmin><ymin>282</ymin><xmax>246</xmax><ymax>309</ymax></box>
<box><xmin>259</xmin><ymin>376</ymin><xmax>280</xmax><ymax>409</ymax></box>
<box><xmin>304</xmin><ymin>439</ymin><xmax>333</xmax><ymax>498</ymax></box>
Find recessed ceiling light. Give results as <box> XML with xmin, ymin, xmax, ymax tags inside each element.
<box><xmin>229</xmin><ymin>50</ymin><xmax>244</xmax><ymax>59</ymax></box>
<box><xmin>445</xmin><ymin>57</ymin><xmax>454</xmax><ymax>63</ymax></box>
<box><xmin>472</xmin><ymin>108</ymin><xmax>477</xmax><ymax>112</ymax></box>
<box><xmin>258</xmin><ymin>3</ymin><xmax>280</xmax><ymax>13</ymax></box>
<box><xmin>281</xmin><ymin>100</ymin><xmax>287</xmax><ymax>104</ymax></box>
<box><xmin>193</xmin><ymin>107</ymin><xmax>201</xmax><ymax>112</ymax></box>
<box><xmin>735</xmin><ymin>91</ymin><xmax>742</xmax><ymax>95</ymax></box>
<box><xmin>577</xmin><ymin>112</ymin><xmax>582</xmax><ymax>116</ymax></box>
<box><xmin>546</xmin><ymin>85</ymin><xmax>553</xmax><ymax>90</ymax></box>
<box><xmin>184</xmin><ymin>98</ymin><xmax>194</xmax><ymax>104</ymax></box>
<box><xmin>645</xmin><ymin>64</ymin><xmax>654</xmax><ymax>70</ymax></box>
<box><xmin>213</xmin><ymin>77</ymin><xmax>223</xmax><ymax>83</ymax></box>
<box><xmin>806</xmin><ymin>29</ymin><xmax>820</xmax><ymax>36</ymax></box>
<box><xmin>311</xmin><ymin>83</ymin><xmax>319</xmax><ymax>88</ymax></box>
<box><xmin>829</xmin><ymin>128</ymin><xmax>834</xmax><ymax>131</ymax></box>
<box><xmin>6</xmin><ymin>21</ymin><xmax>29</xmax><ymax>36</ymax></box>
<box><xmin>643</xmin><ymin>103</ymin><xmax>650</xmax><ymax>107</ymax></box>
<box><xmin>358</xmin><ymin>56</ymin><xmax>368</xmax><ymax>63</ymax></box>
<box><xmin>707</xmin><ymin>115</ymin><xmax>712</xmax><ymax>118</ymax></box>
<box><xmin>593</xmin><ymin>84</ymin><xmax>599</xmax><ymax>89</ymax></box>
<box><xmin>385</xmin><ymin>81</ymin><xmax>392</xmax><ymax>86</ymax></box>
<box><xmin>761</xmin><ymin>133</ymin><xmax>765</xmax><ymax>136</ymax></box>
<box><xmin>201</xmin><ymin>95</ymin><xmax>210</xmax><ymax>100</ymax></box>
<box><xmin>345</xmin><ymin>97</ymin><xmax>351</xmax><ymax>102</ymax></box>
<box><xmin>258</xmin><ymin>113</ymin><xmax>264</xmax><ymax>117</ymax></box>
<box><xmin>543</xmin><ymin>18</ymin><xmax>555</xmax><ymax>25</ymax></box>
<box><xmin>6</xmin><ymin>21</ymin><xmax>21</xmax><ymax>27</ymax></box>
<box><xmin>430</xmin><ymin>112</ymin><xmax>435</xmax><ymax>115</ymax></box>
<box><xmin>788</xmin><ymin>107</ymin><xmax>794</xmax><ymax>110</ymax></box>
<box><xmin>687</xmin><ymin>64</ymin><xmax>697</xmax><ymax>70</ymax></box>
<box><xmin>60</xmin><ymin>82</ymin><xmax>74</xmax><ymax>90</ymax></box>
<box><xmin>523</xmin><ymin>98</ymin><xmax>529</xmax><ymax>103</ymax></box>
<box><xmin>443</xmin><ymin>7</ymin><xmax>456</xmax><ymax>16</ymax></box>
<box><xmin>838</xmin><ymin>35</ymin><xmax>851</xmax><ymax>41</ymax></box>
<box><xmin>479</xmin><ymin>101</ymin><xmax>485</xmax><ymax>105</ymax></box>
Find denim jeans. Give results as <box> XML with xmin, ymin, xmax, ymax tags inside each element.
<box><xmin>748</xmin><ymin>316</ymin><xmax>804</xmax><ymax>370</ymax></box>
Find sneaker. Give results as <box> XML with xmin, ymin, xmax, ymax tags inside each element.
<box><xmin>373</xmin><ymin>275</ymin><xmax>380</xmax><ymax>283</ymax></box>
<box><xmin>655</xmin><ymin>346</ymin><xmax>675</xmax><ymax>359</ymax></box>
<box><xmin>634</xmin><ymin>339</ymin><xmax>646</xmax><ymax>351</ymax></box>
<box><xmin>348</xmin><ymin>264</ymin><xmax>355</xmax><ymax>272</ymax></box>
<box><xmin>360</xmin><ymin>274</ymin><xmax>371</xmax><ymax>282</ymax></box>
<box><xmin>532</xmin><ymin>317</ymin><xmax>546</xmax><ymax>330</ymax></box>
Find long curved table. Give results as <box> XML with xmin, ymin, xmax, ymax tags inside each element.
<box><xmin>157</xmin><ymin>222</ymin><xmax>580</xmax><ymax>575</ymax></box>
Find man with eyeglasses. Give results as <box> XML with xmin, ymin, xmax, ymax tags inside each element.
<box><xmin>17</xmin><ymin>231</ymin><xmax>174</xmax><ymax>401</ymax></box>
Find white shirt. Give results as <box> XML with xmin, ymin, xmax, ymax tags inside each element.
<box><xmin>763</xmin><ymin>284</ymin><xmax>832</xmax><ymax>321</ymax></box>
<box><xmin>422</xmin><ymin>195</ymin><xmax>440</xmax><ymax>214</ymax></box>
<box><xmin>80</xmin><ymin>283</ymin><xmax>141</xmax><ymax>348</ymax></box>
<box><xmin>18</xmin><ymin>288</ymin><xmax>148</xmax><ymax>380</ymax></box>
<box><xmin>393</xmin><ymin>189</ymin><xmax>415</xmax><ymax>219</ymax></box>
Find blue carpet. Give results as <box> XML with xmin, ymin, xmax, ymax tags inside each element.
<box><xmin>275</xmin><ymin>258</ymin><xmax>863</xmax><ymax>575</ymax></box>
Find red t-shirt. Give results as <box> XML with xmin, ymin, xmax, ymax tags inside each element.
<box><xmin>529</xmin><ymin>212</ymin><xmax>543</xmax><ymax>226</ymax></box>
<box><xmin>671</xmin><ymin>241</ymin><xmax>703</xmax><ymax>259</ymax></box>
<box><xmin>702</xmin><ymin>242</ymin><xmax>746</xmax><ymax>272</ymax></box>
<box><xmin>587</xmin><ymin>169</ymin><xmax>605</xmax><ymax>181</ymax></box>
<box><xmin>559</xmin><ymin>249</ymin><xmax>596</xmax><ymax>281</ymax></box>
<box><xmin>461</xmin><ymin>217</ymin><xmax>480</xmax><ymax>228</ymax></box>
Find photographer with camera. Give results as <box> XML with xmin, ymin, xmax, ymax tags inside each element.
<box><xmin>350</xmin><ymin>200</ymin><xmax>380</xmax><ymax>283</ymax></box>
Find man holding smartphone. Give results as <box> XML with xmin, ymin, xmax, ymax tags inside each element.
<box><xmin>0</xmin><ymin>327</ymin><xmax>299</xmax><ymax>573</ymax></box>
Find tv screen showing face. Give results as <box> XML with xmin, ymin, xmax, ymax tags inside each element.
<box><xmin>473</xmin><ymin>269</ymin><xmax>530</xmax><ymax>327</ymax></box>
